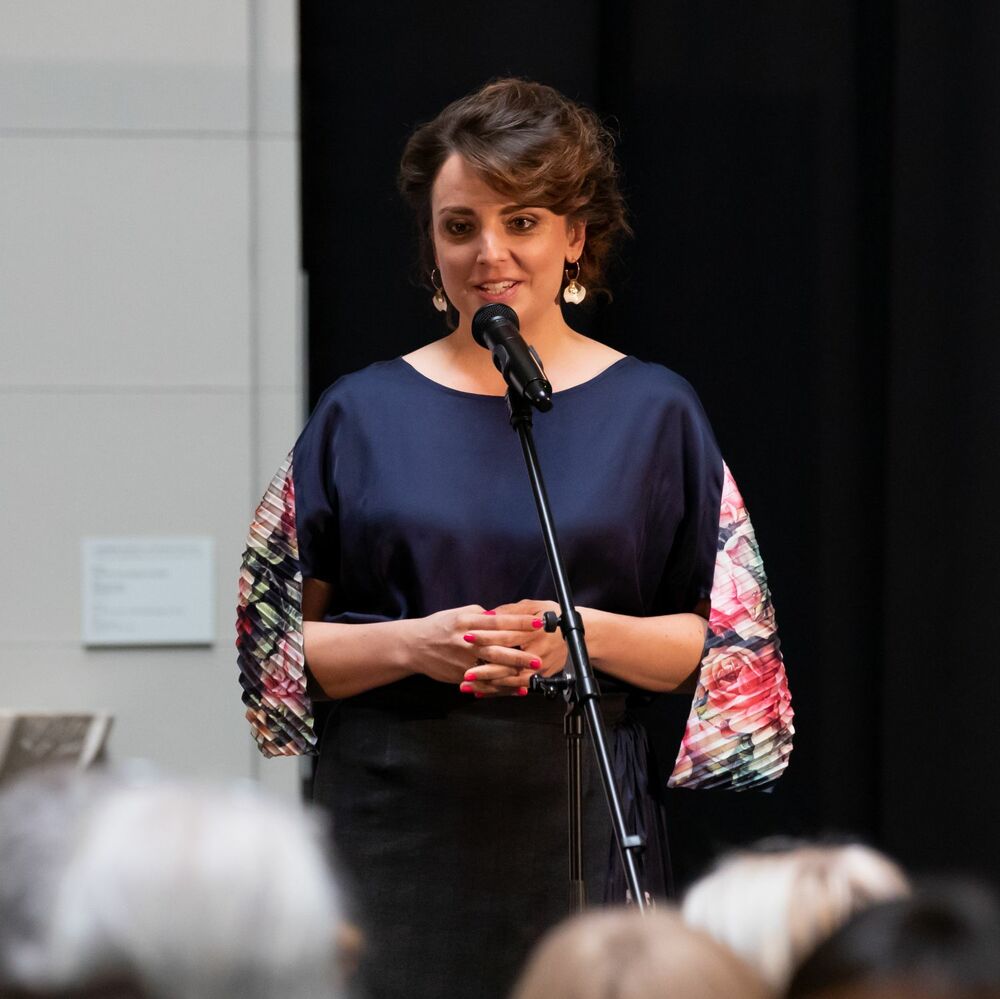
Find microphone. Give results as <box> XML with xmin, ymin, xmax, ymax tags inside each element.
<box><xmin>471</xmin><ymin>304</ymin><xmax>553</xmax><ymax>412</ymax></box>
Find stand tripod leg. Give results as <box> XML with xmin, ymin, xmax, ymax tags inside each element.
<box><xmin>566</xmin><ymin>705</ymin><xmax>586</xmax><ymax>913</ymax></box>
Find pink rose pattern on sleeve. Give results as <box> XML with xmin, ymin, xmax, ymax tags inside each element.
<box><xmin>236</xmin><ymin>452</ymin><xmax>318</xmax><ymax>757</ymax></box>
<box><xmin>668</xmin><ymin>463</ymin><xmax>793</xmax><ymax>790</ymax></box>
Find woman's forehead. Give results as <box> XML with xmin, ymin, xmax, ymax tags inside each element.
<box><xmin>431</xmin><ymin>153</ymin><xmax>525</xmax><ymax>214</ymax></box>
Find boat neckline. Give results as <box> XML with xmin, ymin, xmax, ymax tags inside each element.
<box><xmin>395</xmin><ymin>355</ymin><xmax>634</xmax><ymax>401</ymax></box>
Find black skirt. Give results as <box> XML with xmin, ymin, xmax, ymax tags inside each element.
<box><xmin>312</xmin><ymin>679</ymin><xmax>666</xmax><ymax>999</ymax></box>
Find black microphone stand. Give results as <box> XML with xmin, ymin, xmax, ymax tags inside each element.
<box><xmin>505</xmin><ymin>388</ymin><xmax>648</xmax><ymax>914</ymax></box>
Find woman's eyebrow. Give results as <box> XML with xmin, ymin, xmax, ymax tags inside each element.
<box><xmin>437</xmin><ymin>204</ymin><xmax>533</xmax><ymax>215</ymax></box>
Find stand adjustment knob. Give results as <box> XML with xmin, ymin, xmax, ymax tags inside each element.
<box><xmin>542</xmin><ymin>611</ymin><xmax>560</xmax><ymax>633</ymax></box>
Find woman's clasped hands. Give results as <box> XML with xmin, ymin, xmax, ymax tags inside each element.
<box><xmin>417</xmin><ymin>599</ymin><xmax>568</xmax><ymax>699</ymax></box>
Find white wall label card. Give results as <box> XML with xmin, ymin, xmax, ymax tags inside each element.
<box><xmin>82</xmin><ymin>537</ymin><xmax>215</xmax><ymax>646</ymax></box>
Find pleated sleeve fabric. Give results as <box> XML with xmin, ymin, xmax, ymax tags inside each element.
<box><xmin>667</xmin><ymin>463</ymin><xmax>794</xmax><ymax>790</ymax></box>
<box><xmin>236</xmin><ymin>452</ymin><xmax>318</xmax><ymax>758</ymax></box>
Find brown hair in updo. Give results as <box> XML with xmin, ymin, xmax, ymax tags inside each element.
<box><xmin>398</xmin><ymin>78</ymin><xmax>631</xmax><ymax>296</ymax></box>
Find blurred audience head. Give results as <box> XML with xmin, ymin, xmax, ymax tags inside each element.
<box><xmin>0</xmin><ymin>765</ymin><xmax>118</xmax><ymax>988</ymax></box>
<box><xmin>785</xmin><ymin>879</ymin><xmax>1000</xmax><ymax>999</ymax></box>
<box><xmin>47</xmin><ymin>778</ymin><xmax>344</xmax><ymax>999</ymax></box>
<box><xmin>0</xmin><ymin>765</ymin><xmax>346</xmax><ymax>999</ymax></box>
<box><xmin>682</xmin><ymin>838</ymin><xmax>910</xmax><ymax>989</ymax></box>
<box><xmin>510</xmin><ymin>906</ymin><xmax>771</xmax><ymax>999</ymax></box>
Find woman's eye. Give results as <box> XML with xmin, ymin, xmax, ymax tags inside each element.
<box><xmin>509</xmin><ymin>216</ymin><xmax>537</xmax><ymax>232</ymax></box>
<box><xmin>445</xmin><ymin>219</ymin><xmax>472</xmax><ymax>236</ymax></box>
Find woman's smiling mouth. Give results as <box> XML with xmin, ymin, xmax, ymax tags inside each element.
<box><xmin>474</xmin><ymin>280</ymin><xmax>521</xmax><ymax>300</ymax></box>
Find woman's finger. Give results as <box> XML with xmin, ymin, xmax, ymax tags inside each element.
<box><xmin>467</xmin><ymin>676</ymin><xmax>533</xmax><ymax>697</ymax></box>
<box><xmin>460</xmin><ymin>614</ymin><xmax>542</xmax><ymax>636</ymax></box>
<box><xmin>472</xmin><ymin>645</ymin><xmax>542</xmax><ymax>672</ymax></box>
<box><xmin>480</xmin><ymin>673</ymin><xmax>532</xmax><ymax>689</ymax></box>
<box><xmin>463</xmin><ymin>663</ymin><xmax>517</xmax><ymax>682</ymax></box>
<box><xmin>490</xmin><ymin>600</ymin><xmax>552</xmax><ymax>617</ymax></box>
<box><xmin>460</xmin><ymin>629</ymin><xmax>539</xmax><ymax>651</ymax></box>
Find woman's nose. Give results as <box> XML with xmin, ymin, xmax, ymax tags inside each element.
<box><xmin>475</xmin><ymin>226</ymin><xmax>510</xmax><ymax>264</ymax></box>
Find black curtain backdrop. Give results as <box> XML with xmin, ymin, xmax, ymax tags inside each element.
<box><xmin>299</xmin><ymin>2</ymin><xmax>1000</xmax><ymax>890</ymax></box>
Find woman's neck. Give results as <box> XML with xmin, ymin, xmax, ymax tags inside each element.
<box><xmin>404</xmin><ymin>308</ymin><xmax>622</xmax><ymax>395</ymax></box>
<box><xmin>444</xmin><ymin>312</ymin><xmax>579</xmax><ymax>391</ymax></box>
<box><xmin>451</xmin><ymin>309</ymin><xmax>577</xmax><ymax>361</ymax></box>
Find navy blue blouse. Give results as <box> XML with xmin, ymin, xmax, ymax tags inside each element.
<box><xmin>292</xmin><ymin>356</ymin><xmax>723</xmax><ymax>627</ymax></box>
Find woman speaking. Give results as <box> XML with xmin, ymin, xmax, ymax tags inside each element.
<box><xmin>237</xmin><ymin>78</ymin><xmax>793</xmax><ymax>999</ymax></box>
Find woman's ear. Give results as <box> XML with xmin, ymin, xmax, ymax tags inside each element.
<box><xmin>567</xmin><ymin>218</ymin><xmax>587</xmax><ymax>259</ymax></box>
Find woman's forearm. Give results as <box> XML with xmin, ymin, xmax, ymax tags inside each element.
<box><xmin>580</xmin><ymin>608</ymin><xmax>708</xmax><ymax>693</ymax></box>
<box><xmin>303</xmin><ymin>604</ymin><xmax>708</xmax><ymax>700</ymax></box>
<box><xmin>303</xmin><ymin>619</ymin><xmax>417</xmax><ymax>699</ymax></box>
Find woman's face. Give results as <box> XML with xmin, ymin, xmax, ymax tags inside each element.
<box><xmin>430</xmin><ymin>152</ymin><xmax>585</xmax><ymax>332</ymax></box>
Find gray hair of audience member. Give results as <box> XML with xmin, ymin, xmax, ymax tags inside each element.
<box><xmin>681</xmin><ymin>839</ymin><xmax>911</xmax><ymax>990</ymax></box>
<box><xmin>0</xmin><ymin>765</ymin><xmax>119</xmax><ymax>987</ymax></box>
<box><xmin>42</xmin><ymin>779</ymin><xmax>344</xmax><ymax>999</ymax></box>
<box><xmin>785</xmin><ymin>880</ymin><xmax>1000</xmax><ymax>999</ymax></box>
<box><xmin>509</xmin><ymin>907</ymin><xmax>772</xmax><ymax>999</ymax></box>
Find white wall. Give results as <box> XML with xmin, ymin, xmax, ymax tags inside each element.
<box><xmin>0</xmin><ymin>1</ymin><xmax>304</xmax><ymax>796</ymax></box>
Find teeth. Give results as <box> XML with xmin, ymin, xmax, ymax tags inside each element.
<box><xmin>479</xmin><ymin>281</ymin><xmax>516</xmax><ymax>293</ymax></box>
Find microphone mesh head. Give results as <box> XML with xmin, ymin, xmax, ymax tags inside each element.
<box><xmin>471</xmin><ymin>303</ymin><xmax>518</xmax><ymax>347</ymax></box>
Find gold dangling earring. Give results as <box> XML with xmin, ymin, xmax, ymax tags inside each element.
<box><xmin>430</xmin><ymin>268</ymin><xmax>448</xmax><ymax>313</ymax></box>
<box><xmin>563</xmin><ymin>260</ymin><xmax>587</xmax><ymax>304</ymax></box>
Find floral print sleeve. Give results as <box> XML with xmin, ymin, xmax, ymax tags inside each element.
<box><xmin>667</xmin><ymin>463</ymin><xmax>793</xmax><ymax>790</ymax></box>
<box><xmin>236</xmin><ymin>452</ymin><xmax>318</xmax><ymax>757</ymax></box>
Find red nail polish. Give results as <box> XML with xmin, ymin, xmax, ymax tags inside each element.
<box><xmin>463</xmin><ymin>634</ymin><xmax>476</xmax><ymax>643</ymax></box>
<box><xmin>517</xmin><ymin>687</ymin><xmax>528</xmax><ymax>697</ymax></box>
<box><xmin>474</xmin><ymin>692</ymin><xmax>485</xmax><ymax>699</ymax></box>
<box><xmin>531</xmin><ymin>618</ymin><xmax>543</xmax><ymax>629</ymax></box>
<box><xmin>464</xmin><ymin>672</ymin><xmax>477</xmax><ymax>682</ymax></box>
<box><xmin>460</xmin><ymin>682</ymin><xmax>474</xmax><ymax>693</ymax></box>
<box><xmin>529</xmin><ymin>658</ymin><xmax>542</xmax><ymax>670</ymax></box>
<box><xmin>482</xmin><ymin>610</ymin><xmax>496</xmax><ymax>615</ymax></box>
